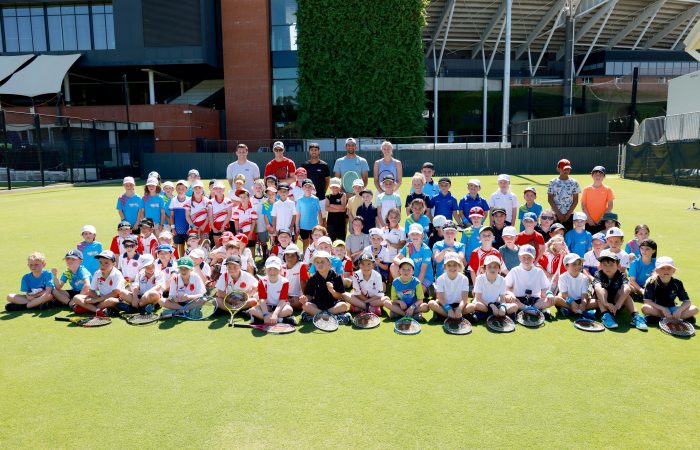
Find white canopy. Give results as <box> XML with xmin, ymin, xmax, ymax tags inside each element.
<box><xmin>0</xmin><ymin>54</ymin><xmax>80</xmax><ymax>97</ymax></box>
<box><xmin>0</xmin><ymin>54</ymin><xmax>34</xmax><ymax>82</ymax></box>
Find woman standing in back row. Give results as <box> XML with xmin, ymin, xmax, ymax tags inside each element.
<box><xmin>373</xmin><ymin>141</ymin><xmax>403</xmax><ymax>193</ymax></box>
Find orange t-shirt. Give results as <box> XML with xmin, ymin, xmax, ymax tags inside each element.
<box><xmin>582</xmin><ymin>184</ymin><xmax>614</xmax><ymax>223</ymax></box>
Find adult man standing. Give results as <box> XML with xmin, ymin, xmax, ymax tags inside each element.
<box><xmin>333</xmin><ymin>137</ymin><xmax>369</xmax><ymax>192</ymax></box>
<box><xmin>226</xmin><ymin>144</ymin><xmax>260</xmax><ymax>191</ymax></box>
<box><xmin>301</xmin><ymin>142</ymin><xmax>330</xmax><ymax>199</ymax></box>
<box><xmin>264</xmin><ymin>141</ymin><xmax>297</xmax><ymax>185</ymax></box>
<box><xmin>547</xmin><ymin>158</ymin><xmax>581</xmax><ymax>231</ymax></box>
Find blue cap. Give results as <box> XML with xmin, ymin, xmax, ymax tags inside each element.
<box><xmin>157</xmin><ymin>244</ymin><xmax>174</xmax><ymax>253</ymax></box>
<box><xmin>65</xmin><ymin>249</ymin><xmax>83</xmax><ymax>260</ymax></box>
<box><xmin>522</xmin><ymin>212</ymin><xmax>537</xmax><ymax>222</ymax></box>
<box><xmin>592</xmin><ymin>232</ymin><xmax>606</xmax><ymax>243</ymax></box>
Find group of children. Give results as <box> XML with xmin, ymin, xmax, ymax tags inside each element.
<box><xmin>5</xmin><ymin>159</ymin><xmax>696</xmax><ymax>331</ymax></box>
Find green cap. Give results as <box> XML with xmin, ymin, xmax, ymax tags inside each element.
<box><xmin>177</xmin><ymin>257</ymin><xmax>194</xmax><ymax>269</ymax></box>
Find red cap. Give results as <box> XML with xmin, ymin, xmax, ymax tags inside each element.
<box><xmin>235</xmin><ymin>233</ymin><xmax>249</xmax><ymax>246</ymax></box>
<box><xmin>187</xmin><ymin>230</ymin><xmax>198</xmax><ymax>237</ymax></box>
<box><xmin>295</xmin><ymin>167</ymin><xmax>307</xmax><ymax>175</ymax></box>
<box><xmin>469</xmin><ymin>206</ymin><xmax>485</xmax><ymax>218</ymax></box>
<box><xmin>557</xmin><ymin>159</ymin><xmax>572</xmax><ymax>170</ymax></box>
<box><xmin>217</xmin><ymin>231</ymin><xmax>235</xmax><ymax>246</ymax></box>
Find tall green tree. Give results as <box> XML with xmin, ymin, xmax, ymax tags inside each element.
<box><xmin>296</xmin><ymin>0</ymin><xmax>428</xmax><ymax>137</ymax></box>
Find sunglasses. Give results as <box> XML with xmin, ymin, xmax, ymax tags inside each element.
<box><xmin>125</xmin><ymin>244</ymin><xmax>137</xmax><ymax>248</ymax></box>
<box><xmin>541</xmin><ymin>215</ymin><xmax>554</xmax><ymax>220</ymax></box>
<box><xmin>273</xmin><ymin>148</ymin><xmax>284</xmax><ymax>152</ymax></box>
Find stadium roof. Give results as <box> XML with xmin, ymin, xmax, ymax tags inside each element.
<box><xmin>424</xmin><ymin>0</ymin><xmax>700</xmax><ymax>62</ymax></box>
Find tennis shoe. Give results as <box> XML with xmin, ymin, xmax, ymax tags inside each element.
<box><xmin>581</xmin><ymin>310</ymin><xmax>597</xmax><ymax>321</ymax></box>
<box><xmin>631</xmin><ymin>313</ymin><xmax>648</xmax><ymax>331</ymax></box>
<box><xmin>601</xmin><ymin>312</ymin><xmax>618</xmax><ymax>329</ymax></box>
<box><xmin>336</xmin><ymin>312</ymin><xmax>351</xmax><ymax>325</ymax></box>
<box><xmin>95</xmin><ymin>308</ymin><xmax>108</xmax><ymax>318</ymax></box>
<box><xmin>144</xmin><ymin>304</ymin><xmax>154</xmax><ymax>314</ymax></box>
<box><xmin>688</xmin><ymin>316</ymin><xmax>696</xmax><ymax>325</ymax></box>
<box><xmin>70</xmin><ymin>304</ymin><xmax>87</xmax><ymax>314</ymax></box>
<box><xmin>281</xmin><ymin>316</ymin><xmax>297</xmax><ymax>326</ymax></box>
<box><xmin>559</xmin><ymin>307</ymin><xmax>570</xmax><ymax>317</ymax></box>
<box><xmin>301</xmin><ymin>311</ymin><xmax>313</xmax><ymax>322</ymax></box>
<box><xmin>412</xmin><ymin>313</ymin><xmax>424</xmax><ymax>322</ymax></box>
<box><xmin>643</xmin><ymin>314</ymin><xmax>660</xmax><ymax>326</ymax></box>
<box><xmin>542</xmin><ymin>310</ymin><xmax>554</xmax><ymax>322</ymax></box>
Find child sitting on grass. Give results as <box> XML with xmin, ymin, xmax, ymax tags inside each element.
<box><xmin>641</xmin><ymin>257</ymin><xmax>697</xmax><ymax>325</ymax></box>
<box><xmin>347</xmin><ymin>253</ymin><xmax>388</xmax><ymax>317</ymax></box>
<box><xmin>384</xmin><ymin>259</ymin><xmax>429</xmax><ymax>321</ymax></box>
<box><xmin>428</xmin><ymin>253</ymin><xmax>473</xmax><ymax>321</ymax></box>
<box><xmin>51</xmin><ymin>249</ymin><xmax>91</xmax><ymax>307</ymax></box>
<box><xmin>592</xmin><ymin>250</ymin><xmax>647</xmax><ymax>330</ymax></box>
<box><xmin>473</xmin><ymin>255</ymin><xmax>516</xmax><ymax>321</ymax></box>
<box><xmin>6</xmin><ymin>252</ymin><xmax>55</xmax><ymax>311</ymax></box>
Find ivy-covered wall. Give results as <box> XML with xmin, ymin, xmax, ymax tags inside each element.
<box><xmin>296</xmin><ymin>0</ymin><xmax>428</xmax><ymax>137</ymax></box>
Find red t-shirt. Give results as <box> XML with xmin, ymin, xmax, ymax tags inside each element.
<box><xmin>264</xmin><ymin>158</ymin><xmax>296</xmax><ymax>180</ymax></box>
<box><xmin>515</xmin><ymin>231</ymin><xmax>545</xmax><ymax>258</ymax></box>
<box><xmin>468</xmin><ymin>248</ymin><xmax>502</xmax><ymax>274</ymax></box>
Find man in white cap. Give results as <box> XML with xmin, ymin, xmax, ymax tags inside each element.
<box><xmin>226</xmin><ymin>143</ymin><xmax>260</xmax><ymax>191</ymax></box>
<box><xmin>333</xmin><ymin>137</ymin><xmax>369</xmax><ymax>192</ymax></box>
<box><xmin>264</xmin><ymin>141</ymin><xmax>297</xmax><ymax>185</ymax></box>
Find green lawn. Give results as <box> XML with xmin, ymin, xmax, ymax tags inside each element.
<box><xmin>1</xmin><ymin>175</ymin><xmax>699</xmax><ymax>449</ymax></box>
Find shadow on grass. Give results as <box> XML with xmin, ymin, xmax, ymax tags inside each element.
<box><xmin>511</xmin><ymin>175</ymin><xmax>549</xmax><ymax>187</ymax></box>
<box><xmin>1</xmin><ymin>306</ymin><xmax>64</xmax><ymax>320</ymax></box>
<box><xmin>207</xmin><ymin>314</ymin><xmax>229</xmax><ymax>330</ymax></box>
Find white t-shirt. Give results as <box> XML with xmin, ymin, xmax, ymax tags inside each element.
<box><xmin>187</xmin><ymin>196</ymin><xmax>210</xmax><ymax>228</ymax></box>
<box><xmin>271</xmin><ymin>199</ymin><xmax>297</xmax><ymax>231</ymax></box>
<box><xmin>364</xmin><ymin>244</ymin><xmax>390</xmax><ymax>264</ymax></box>
<box><xmin>282</xmin><ymin>261</ymin><xmax>309</xmax><ymax>297</ymax></box>
<box><xmin>435</xmin><ymin>272</ymin><xmax>470</xmax><ymax>304</ymax></box>
<box><xmin>135</xmin><ymin>268</ymin><xmax>166</xmax><ymax>293</ymax></box>
<box><xmin>609</xmin><ymin>249</ymin><xmax>630</xmax><ymax>269</ymax></box>
<box><xmin>118</xmin><ymin>253</ymin><xmax>141</xmax><ymax>283</ymax></box>
<box><xmin>90</xmin><ymin>268</ymin><xmax>125</xmax><ymax>295</ymax></box>
<box><xmin>209</xmin><ymin>196</ymin><xmax>233</xmax><ymax>229</ymax></box>
<box><xmin>290</xmin><ymin>184</ymin><xmax>304</xmax><ymax>203</ymax></box>
<box><xmin>488</xmin><ymin>190</ymin><xmax>519</xmax><ymax>223</ymax></box>
<box><xmin>558</xmin><ymin>272</ymin><xmax>590</xmax><ymax>301</ymax></box>
<box><xmin>352</xmin><ymin>270</ymin><xmax>384</xmax><ymax>297</ymax></box>
<box><xmin>215</xmin><ymin>270</ymin><xmax>258</xmax><ymax>295</ymax></box>
<box><xmin>473</xmin><ymin>273</ymin><xmax>507</xmax><ymax>304</ymax></box>
<box><xmin>382</xmin><ymin>228</ymin><xmax>406</xmax><ymax>261</ymax></box>
<box><xmin>583</xmin><ymin>250</ymin><xmax>600</xmax><ymax>270</ymax></box>
<box><xmin>505</xmin><ymin>265</ymin><xmax>549</xmax><ymax>297</ymax></box>
<box><xmin>226</xmin><ymin>160</ymin><xmax>260</xmax><ymax>191</ymax></box>
<box><xmin>258</xmin><ymin>276</ymin><xmax>289</xmax><ymax>306</ymax></box>
<box><xmin>168</xmin><ymin>272</ymin><xmax>206</xmax><ymax>300</ymax></box>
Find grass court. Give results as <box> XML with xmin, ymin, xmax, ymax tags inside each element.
<box><xmin>1</xmin><ymin>174</ymin><xmax>699</xmax><ymax>449</ymax></box>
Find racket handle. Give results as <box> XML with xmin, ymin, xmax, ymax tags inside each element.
<box><xmin>55</xmin><ymin>317</ymin><xmax>72</xmax><ymax>322</ymax></box>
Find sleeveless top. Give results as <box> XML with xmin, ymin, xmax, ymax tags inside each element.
<box><xmin>376</xmin><ymin>158</ymin><xmax>398</xmax><ymax>181</ymax></box>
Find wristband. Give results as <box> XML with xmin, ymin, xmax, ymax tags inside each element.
<box><xmin>565</xmin><ymin>297</ymin><xmax>574</xmax><ymax>306</ymax></box>
<box><xmin>499</xmin><ymin>303</ymin><xmax>507</xmax><ymax>310</ymax></box>
<box><xmin>443</xmin><ymin>304</ymin><xmax>452</xmax><ymax>312</ymax></box>
<box><xmin>546</xmin><ymin>290</ymin><xmax>554</xmax><ymax>297</ymax></box>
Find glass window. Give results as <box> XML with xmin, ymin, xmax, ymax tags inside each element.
<box><xmin>18</xmin><ymin>16</ymin><xmax>33</xmax><ymax>52</ymax></box>
<box><xmin>31</xmin><ymin>15</ymin><xmax>47</xmax><ymax>51</ymax></box>
<box><xmin>76</xmin><ymin>14</ymin><xmax>91</xmax><ymax>50</ymax></box>
<box><xmin>271</xmin><ymin>0</ymin><xmax>297</xmax><ymax>25</ymax></box>
<box><xmin>93</xmin><ymin>12</ymin><xmax>107</xmax><ymax>49</ymax></box>
<box><xmin>3</xmin><ymin>16</ymin><xmax>19</xmax><ymax>52</ymax></box>
<box><xmin>271</xmin><ymin>25</ymin><xmax>297</xmax><ymax>51</ymax></box>
<box><xmin>105</xmin><ymin>12</ymin><xmax>115</xmax><ymax>49</ymax></box>
<box><xmin>272</xmin><ymin>79</ymin><xmax>298</xmax><ymax>105</ymax></box>
<box><xmin>62</xmin><ymin>14</ymin><xmax>77</xmax><ymax>50</ymax></box>
<box><xmin>48</xmin><ymin>15</ymin><xmax>64</xmax><ymax>50</ymax></box>
<box><xmin>273</xmin><ymin>67</ymin><xmax>298</xmax><ymax>79</ymax></box>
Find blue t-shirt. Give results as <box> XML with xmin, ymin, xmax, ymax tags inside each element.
<box><xmin>161</xmin><ymin>193</ymin><xmax>173</xmax><ymax>218</ymax></box>
<box><xmin>460</xmin><ymin>226</ymin><xmax>482</xmax><ymax>256</ymax></box>
<box><xmin>77</xmin><ymin>241</ymin><xmax>103</xmax><ymax>274</ymax></box>
<box><xmin>432</xmin><ymin>192</ymin><xmax>458</xmax><ymax>219</ymax></box>
<box><xmin>458</xmin><ymin>194</ymin><xmax>490</xmax><ymax>226</ymax></box>
<box><xmin>400</xmin><ymin>243</ymin><xmax>434</xmax><ymax>283</ymax></box>
<box><xmin>297</xmin><ymin>195</ymin><xmax>321</xmax><ymax>230</ymax></box>
<box><xmin>60</xmin><ymin>265</ymin><xmax>91</xmax><ymax>291</ymax></box>
<box><xmin>20</xmin><ymin>270</ymin><xmax>54</xmax><ymax>293</ymax></box>
<box><xmin>309</xmin><ymin>256</ymin><xmax>344</xmax><ymax>275</ymax></box>
<box><xmin>333</xmin><ymin>155</ymin><xmax>369</xmax><ymax>178</ymax></box>
<box><xmin>116</xmin><ymin>193</ymin><xmax>144</xmax><ymax>226</ymax></box>
<box><xmin>392</xmin><ymin>276</ymin><xmax>422</xmax><ymax>306</ymax></box>
<box><xmin>143</xmin><ymin>194</ymin><xmax>165</xmax><ymax>225</ymax></box>
<box><xmin>517</xmin><ymin>202</ymin><xmax>543</xmax><ymax>231</ymax></box>
<box><xmin>432</xmin><ymin>240</ymin><xmax>466</xmax><ymax>278</ymax></box>
<box><xmin>261</xmin><ymin>200</ymin><xmax>274</xmax><ymax>228</ymax></box>
<box><xmin>404</xmin><ymin>215</ymin><xmax>430</xmax><ymax>242</ymax></box>
<box><xmin>410</xmin><ymin>181</ymin><xmax>439</xmax><ymax>198</ymax></box>
<box><xmin>629</xmin><ymin>258</ymin><xmax>656</xmax><ymax>287</ymax></box>
<box><xmin>565</xmin><ymin>229</ymin><xmax>593</xmax><ymax>257</ymax></box>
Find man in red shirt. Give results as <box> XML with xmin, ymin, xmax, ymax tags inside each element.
<box><xmin>264</xmin><ymin>141</ymin><xmax>296</xmax><ymax>185</ymax></box>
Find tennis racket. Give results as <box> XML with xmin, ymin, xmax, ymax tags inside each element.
<box><xmin>201</xmin><ymin>239</ymin><xmax>211</xmax><ymax>258</ymax></box>
<box><xmin>342</xmin><ymin>170</ymin><xmax>360</xmax><ymax>193</ymax></box>
<box><xmin>352</xmin><ymin>311</ymin><xmax>381</xmax><ymax>329</ymax></box>
<box><xmin>121</xmin><ymin>312</ymin><xmax>160</xmax><ymax>325</ymax></box>
<box><xmin>55</xmin><ymin>316</ymin><xmax>112</xmax><ymax>327</ymax></box>
<box><xmin>224</xmin><ymin>290</ymin><xmax>249</xmax><ymax>327</ymax></box>
<box><xmin>573</xmin><ymin>318</ymin><xmax>605</xmax><ymax>332</ymax></box>
<box><xmin>443</xmin><ymin>317</ymin><xmax>472</xmax><ymax>335</ymax></box>
<box><xmin>394</xmin><ymin>315</ymin><xmax>421</xmax><ymax>335</ymax></box>
<box><xmin>486</xmin><ymin>315</ymin><xmax>515</xmax><ymax>333</ymax></box>
<box><xmin>516</xmin><ymin>306</ymin><xmax>545</xmax><ymax>328</ymax></box>
<box><xmin>313</xmin><ymin>311</ymin><xmax>339</xmax><ymax>332</ymax></box>
<box><xmin>659</xmin><ymin>318</ymin><xmax>695</xmax><ymax>337</ymax></box>
<box><xmin>180</xmin><ymin>296</ymin><xmax>217</xmax><ymax>320</ymax></box>
<box><xmin>234</xmin><ymin>322</ymin><xmax>296</xmax><ymax>334</ymax></box>
<box><xmin>377</xmin><ymin>170</ymin><xmax>394</xmax><ymax>188</ymax></box>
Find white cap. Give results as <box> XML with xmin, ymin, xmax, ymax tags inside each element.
<box><xmin>189</xmin><ymin>248</ymin><xmax>205</xmax><ymax>259</ymax></box>
<box><xmin>368</xmin><ymin>228</ymin><xmax>383</xmax><ymax>237</ymax></box>
<box><xmin>502</xmin><ymin>226</ymin><xmax>517</xmax><ymax>237</ymax></box>
<box><xmin>317</xmin><ymin>236</ymin><xmax>332</xmax><ymax>246</ymax></box>
<box><xmin>176</xmin><ymin>179</ymin><xmax>188</xmax><ymax>186</ymax></box>
<box><xmin>352</xmin><ymin>178</ymin><xmax>364</xmax><ymax>187</ymax></box>
<box><xmin>329</xmin><ymin>177</ymin><xmax>341</xmax><ymax>188</ymax></box>
<box><xmin>483</xmin><ymin>255</ymin><xmax>502</xmax><ymax>267</ymax></box>
<box><xmin>563</xmin><ymin>253</ymin><xmax>584</xmax><ymax>266</ymax></box>
<box><xmin>497</xmin><ymin>174</ymin><xmax>510</xmax><ymax>182</ymax></box>
<box><xmin>162</xmin><ymin>181</ymin><xmax>174</xmax><ymax>189</ymax></box>
<box><xmin>146</xmin><ymin>177</ymin><xmax>159</xmax><ymax>186</ymax></box>
<box><xmin>192</xmin><ymin>180</ymin><xmax>204</xmax><ymax>188</ymax></box>
<box><xmin>655</xmin><ymin>256</ymin><xmax>676</xmax><ymax>270</ymax></box>
<box><xmin>606</xmin><ymin>227</ymin><xmax>624</xmax><ymax>238</ymax></box>
<box><xmin>313</xmin><ymin>250</ymin><xmax>332</xmax><ymax>262</ymax></box>
<box><xmin>159</xmin><ymin>230</ymin><xmax>173</xmax><ymax>239</ymax></box>
<box><xmin>81</xmin><ymin>225</ymin><xmax>96</xmax><ymax>234</ymax></box>
<box><xmin>284</xmin><ymin>244</ymin><xmax>301</xmax><ymax>255</ymax></box>
<box><xmin>188</xmin><ymin>169</ymin><xmax>200</xmax><ymax>177</ymax></box>
<box><xmin>265</xmin><ymin>256</ymin><xmax>282</xmax><ymax>270</ymax></box>
<box><xmin>444</xmin><ymin>252</ymin><xmax>464</xmax><ymax>268</ymax></box>
<box><xmin>398</xmin><ymin>258</ymin><xmax>415</xmax><ymax>269</ymax></box>
<box><xmin>123</xmin><ymin>176</ymin><xmax>135</xmax><ymax>185</ymax></box>
<box><xmin>345</xmin><ymin>137</ymin><xmax>357</xmax><ymax>145</ymax></box>
<box><xmin>273</xmin><ymin>141</ymin><xmax>285</xmax><ymax>150</ymax></box>
<box><xmin>148</xmin><ymin>171</ymin><xmax>160</xmax><ymax>179</ymax></box>
<box><xmin>432</xmin><ymin>215</ymin><xmax>447</xmax><ymax>228</ymax></box>
<box><xmin>573</xmin><ymin>212</ymin><xmax>587</xmax><ymax>222</ymax></box>
<box><xmin>212</xmin><ymin>181</ymin><xmax>225</xmax><ymax>189</ymax></box>
<box><xmin>408</xmin><ymin>223</ymin><xmax>424</xmax><ymax>236</ymax></box>
<box><xmin>467</xmin><ymin>178</ymin><xmax>481</xmax><ymax>187</ymax></box>
<box><xmin>140</xmin><ymin>254</ymin><xmax>155</xmax><ymax>267</ymax></box>
<box><xmin>518</xmin><ymin>245</ymin><xmax>536</xmax><ymax>258</ymax></box>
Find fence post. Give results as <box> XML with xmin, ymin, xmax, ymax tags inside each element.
<box><xmin>114</xmin><ymin>122</ymin><xmax>121</xmax><ymax>176</ymax></box>
<box><xmin>67</xmin><ymin>118</ymin><xmax>75</xmax><ymax>184</ymax></box>
<box><xmin>81</xmin><ymin>120</ymin><xmax>87</xmax><ymax>182</ymax></box>
<box><xmin>1</xmin><ymin>110</ymin><xmax>10</xmax><ymax>190</ymax></box>
<box><xmin>92</xmin><ymin>120</ymin><xmax>100</xmax><ymax>180</ymax></box>
<box><xmin>34</xmin><ymin>113</ymin><xmax>45</xmax><ymax>187</ymax></box>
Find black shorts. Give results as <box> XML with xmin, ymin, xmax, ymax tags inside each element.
<box><xmin>299</xmin><ymin>229</ymin><xmax>312</xmax><ymax>240</ymax></box>
<box><xmin>173</xmin><ymin>233</ymin><xmax>188</xmax><ymax>245</ymax></box>
<box><xmin>64</xmin><ymin>290</ymin><xmax>80</xmax><ymax>299</ymax></box>
<box><xmin>517</xmin><ymin>296</ymin><xmax>539</xmax><ymax>306</ymax></box>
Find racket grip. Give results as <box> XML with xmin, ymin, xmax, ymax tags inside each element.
<box><xmin>55</xmin><ymin>317</ymin><xmax>71</xmax><ymax>322</ymax></box>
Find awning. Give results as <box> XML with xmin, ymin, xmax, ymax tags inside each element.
<box><xmin>0</xmin><ymin>54</ymin><xmax>80</xmax><ymax>97</ymax></box>
<box><xmin>0</xmin><ymin>54</ymin><xmax>34</xmax><ymax>82</ymax></box>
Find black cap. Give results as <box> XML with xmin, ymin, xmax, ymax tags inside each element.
<box><xmin>381</xmin><ymin>174</ymin><xmax>395</xmax><ymax>182</ymax></box>
<box><xmin>64</xmin><ymin>249</ymin><xmax>83</xmax><ymax>259</ymax></box>
<box><xmin>123</xmin><ymin>235</ymin><xmax>138</xmax><ymax>244</ymax></box>
<box><xmin>359</xmin><ymin>253</ymin><xmax>375</xmax><ymax>262</ymax></box>
<box><xmin>277</xmin><ymin>183</ymin><xmax>290</xmax><ymax>190</ymax></box>
<box><xmin>140</xmin><ymin>218</ymin><xmax>154</xmax><ymax>227</ymax></box>
<box><xmin>550</xmin><ymin>223</ymin><xmax>566</xmax><ymax>232</ymax></box>
<box><xmin>265</xmin><ymin>174</ymin><xmax>277</xmax><ymax>181</ymax></box>
<box><xmin>359</xmin><ymin>189</ymin><xmax>372</xmax><ymax>196</ymax></box>
<box><xmin>277</xmin><ymin>228</ymin><xmax>291</xmax><ymax>236</ymax></box>
<box><xmin>225</xmin><ymin>255</ymin><xmax>242</xmax><ymax>265</ymax></box>
<box><xmin>422</xmin><ymin>162</ymin><xmax>434</xmax><ymax>169</ymax></box>
<box><xmin>118</xmin><ymin>220</ymin><xmax>132</xmax><ymax>229</ymax></box>
<box><xmin>491</xmin><ymin>207</ymin><xmax>506</xmax><ymax>215</ymax></box>
<box><xmin>301</xmin><ymin>179</ymin><xmax>314</xmax><ymax>187</ymax></box>
<box><xmin>591</xmin><ymin>165</ymin><xmax>606</xmax><ymax>175</ymax></box>
<box><xmin>479</xmin><ymin>226</ymin><xmax>494</xmax><ymax>235</ymax></box>
<box><xmin>438</xmin><ymin>177</ymin><xmax>451</xmax><ymax>184</ymax></box>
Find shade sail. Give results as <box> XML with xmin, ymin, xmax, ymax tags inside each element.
<box><xmin>0</xmin><ymin>54</ymin><xmax>34</xmax><ymax>82</ymax></box>
<box><xmin>0</xmin><ymin>54</ymin><xmax>80</xmax><ymax>97</ymax></box>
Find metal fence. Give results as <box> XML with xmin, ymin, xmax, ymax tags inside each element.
<box><xmin>0</xmin><ymin>110</ymin><xmax>143</xmax><ymax>190</ymax></box>
<box><xmin>623</xmin><ymin>141</ymin><xmax>700</xmax><ymax>188</ymax></box>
